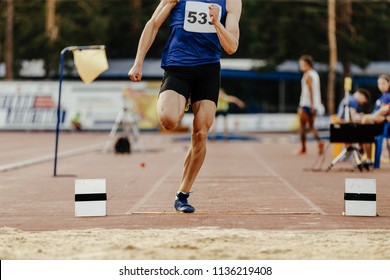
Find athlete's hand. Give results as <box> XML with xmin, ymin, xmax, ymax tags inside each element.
<box><xmin>128</xmin><ymin>65</ymin><xmax>142</xmax><ymax>82</ymax></box>
<box><xmin>208</xmin><ymin>4</ymin><xmax>220</xmax><ymax>24</ymax></box>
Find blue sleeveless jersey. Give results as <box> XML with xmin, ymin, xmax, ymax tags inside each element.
<box><xmin>161</xmin><ymin>0</ymin><xmax>227</xmax><ymax>67</ymax></box>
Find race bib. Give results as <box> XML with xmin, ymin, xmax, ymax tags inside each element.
<box><xmin>183</xmin><ymin>1</ymin><xmax>221</xmax><ymax>33</ymax></box>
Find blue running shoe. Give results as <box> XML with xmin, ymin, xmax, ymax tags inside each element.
<box><xmin>174</xmin><ymin>192</ymin><xmax>195</xmax><ymax>213</ymax></box>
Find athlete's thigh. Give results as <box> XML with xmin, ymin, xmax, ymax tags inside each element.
<box><xmin>298</xmin><ymin>107</ymin><xmax>309</xmax><ymax>125</ymax></box>
<box><xmin>158</xmin><ymin>90</ymin><xmax>186</xmax><ymax>115</ymax></box>
<box><xmin>158</xmin><ymin>70</ymin><xmax>190</xmax><ymax>117</ymax></box>
<box><xmin>191</xmin><ymin>100</ymin><xmax>217</xmax><ymax>132</ymax></box>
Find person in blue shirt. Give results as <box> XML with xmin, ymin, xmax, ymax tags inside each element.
<box><xmin>334</xmin><ymin>88</ymin><xmax>370</xmax><ymax>167</ymax></box>
<box><xmin>336</xmin><ymin>88</ymin><xmax>370</xmax><ymax>122</ymax></box>
<box><xmin>128</xmin><ymin>0</ymin><xmax>242</xmax><ymax>213</ymax></box>
<box><xmin>361</xmin><ymin>74</ymin><xmax>390</xmax><ymax>166</ymax></box>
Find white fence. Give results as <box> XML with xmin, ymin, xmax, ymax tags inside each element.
<box><xmin>0</xmin><ymin>81</ymin><xmax>330</xmax><ymax>132</ymax></box>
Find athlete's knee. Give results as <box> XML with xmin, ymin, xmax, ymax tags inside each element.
<box><xmin>158</xmin><ymin>113</ymin><xmax>179</xmax><ymax>130</ymax></box>
<box><xmin>192</xmin><ymin>129</ymin><xmax>208</xmax><ymax>146</ymax></box>
<box><xmin>157</xmin><ymin>91</ymin><xmax>185</xmax><ymax>130</ymax></box>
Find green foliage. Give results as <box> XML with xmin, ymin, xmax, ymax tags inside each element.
<box><xmin>238</xmin><ymin>0</ymin><xmax>328</xmax><ymax>67</ymax></box>
<box><xmin>348</xmin><ymin>1</ymin><xmax>390</xmax><ymax>67</ymax></box>
<box><xmin>13</xmin><ymin>1</ymin><xmax>48</xmax><ymax>59</ymax></box>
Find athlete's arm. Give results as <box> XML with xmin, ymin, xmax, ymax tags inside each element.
<box><xmin>129</xmin><ymin>0</ymin><xmax>178</xmax><ymax>82</ymax></box>
<box><xmin>210</xmin><ymin>0</ymin><xmax>241</xmax><ymax>55</ymax></box>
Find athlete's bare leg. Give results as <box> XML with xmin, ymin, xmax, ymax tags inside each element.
<box><xmin>157</xmin><ymin>90</ymin><xmax>186</xmax><ymax>130</ymax></box>
<box><xmin>298</xmin><ymin>108</ymin><xmax>308</xmax><ymax>152</ymax></box>
<box><xmin>298</xmin><ymin>107</ymin><xmax>323</xmax><ymax>154</ymax></box>
<box><xmin>307</xmin><ymin>113</ymin><xmax>317</xmax><ymax>138</ymax></box>
<box><xmin>179</xmin><ymin>100</ymin><xmax>216</xmax><ymax>193</ymax></box>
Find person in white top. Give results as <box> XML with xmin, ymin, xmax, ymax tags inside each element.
<box><xmin>297</xmin><ymin>55</ymin><xmax>324</xmax><ymax>155</ymax></box>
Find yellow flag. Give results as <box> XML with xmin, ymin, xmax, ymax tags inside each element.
<box><xmin>72</xmin><ymin>48</ymin><xmax>109</xmax><ymax>84</ymax></box>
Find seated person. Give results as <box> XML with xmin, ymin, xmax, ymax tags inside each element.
<box><xmin>361</xmin><ymin>74</ymin><xmax>390</xmax><ymax>165</ymax></box>
<box><xmin>333</xmin><ymin>89</ymin><xmax>370</xmax><ymax>164</ymax></box>
<box><xmin>336</xmin><ymin>88</ymin><xmax>370</xmax><ymax>123</ymax></box>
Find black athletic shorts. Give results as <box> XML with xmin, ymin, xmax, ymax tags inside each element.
<box><xmin>159</xmin><ymin>63</ymin><xmax>221</xmax><ymax>105</ymax></box>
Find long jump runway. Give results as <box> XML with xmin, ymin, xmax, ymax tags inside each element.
<box><xmin>0</xmin><ymin>131</ymin><xmax>389</xmax><ymax>232</ymax></box>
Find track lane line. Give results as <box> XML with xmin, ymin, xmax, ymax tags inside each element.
<box><xmin>125</xmin><ymin>158</ymin><xmax>182</xmax><ymax>215</ymax></box>
<box><xmin>249</xmin><ymin>148</ymin><xmax>326</xmax><ymax>215</ymax></box>
<box><xmin>0</xmin><ymin>143</ymin><xmax>104</xmax><ymax>172</ymax></box>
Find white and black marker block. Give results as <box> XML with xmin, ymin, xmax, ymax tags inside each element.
<box><xmin>344</xmin><ymin>178</ymin><xmax>376</xmax><ymax>217</ymax></box>
<box><xmin>75</xmin><ymin>179</ymin><xmax>107</xmax><ymax>217</ymax></box>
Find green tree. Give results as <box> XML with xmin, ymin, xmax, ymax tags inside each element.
<box><xmin>239</xmin><ymin>0</ymin><xmax>329</xmax><ymax>67</ymax></box>
<box><xmin>1</xmin><ymin>0</ymin><xmax>390</xmax><ymax>83</ymax></box>
<box><xmin>3</xmin><ymin>0</ymin><xmax>14</xmax><ymax>80</ymax></box>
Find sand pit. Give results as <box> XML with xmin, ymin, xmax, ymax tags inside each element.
<box><xmin>1</xmin><ymin>227</ymin><xmax>390</xmax><ymax>260</ymax></box>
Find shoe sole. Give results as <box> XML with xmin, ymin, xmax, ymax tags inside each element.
<box><xmin>175</xmin><ymin>206</ymin><xmax>195</xmax><ymax>213</ymax></box>
<box><xmin>176</xmin><ymin>210</ymin><xmax>195</xmax><ymax>213</ymax></box>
